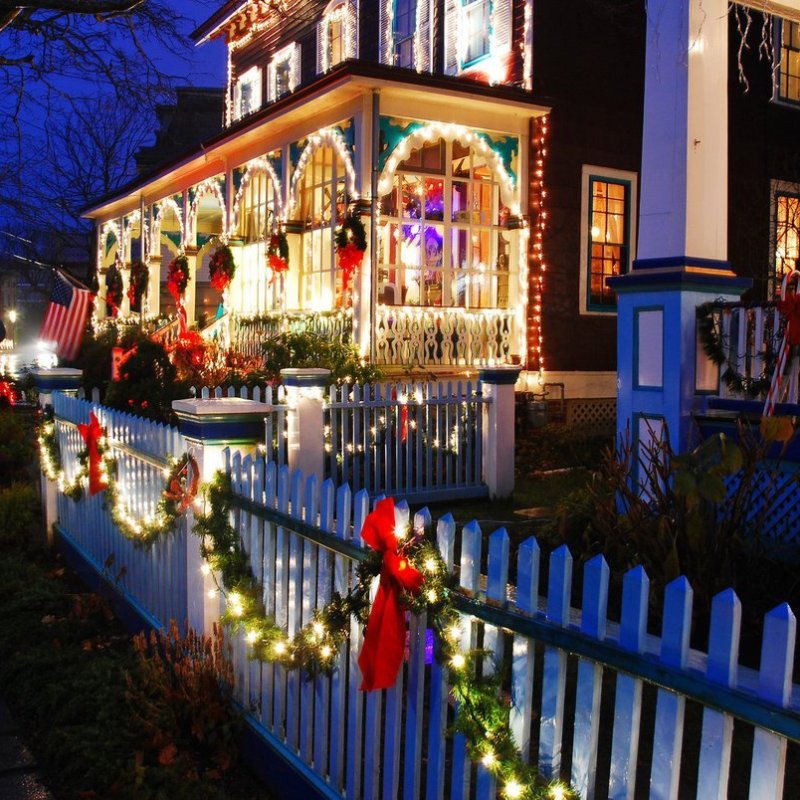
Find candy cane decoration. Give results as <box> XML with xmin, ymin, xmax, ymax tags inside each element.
<box><xmin>764</xmin><ymin>269</ymin><xmax>800</xmax><ymax>417</ymax></box>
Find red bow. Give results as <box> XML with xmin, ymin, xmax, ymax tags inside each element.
<box><xmin>210</xmin><ymin>271</ymin><xmax>230</xmax><ymax>293</ymax></box>
<box><xmin>338</xmin><ymin>242</ymin><xmax>364</xmax><ymax>294</ymax></box>
<box><xmin>778</xmin><ymin>292</ymin><xmax>800</xmax><ymax>346</ymax></box>
<box><xmin>357</xmin><ymin>497</ymin><xmax>424</xmax><ymax>691</ymax></box>
<box><xmin>77</xmin><ymin>412</ymin><xmax>108</xmax><ymax>496</ymax></box>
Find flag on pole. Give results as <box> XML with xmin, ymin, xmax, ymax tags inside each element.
<box><xmin>39</xmin><ymin>270</ymin><xmax>94</xmax><ymax>361</ymax></box>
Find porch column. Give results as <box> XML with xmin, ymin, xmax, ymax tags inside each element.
<box><xmin>146</xmin><ymin>255</ymin><xmax>161</xmax><ymax>318</ymax></box>
<box><xmin>612</xmin><ymin>0</ymin><xmax>751</xmax><ymax>455</ymax></box>
<box><xmin>353</xmin><ymin>199</ymin><xmax>372</xmax><ymax>358</ymax></box>
<box><xmin>120</xmin><ymin>265</ymin><xmax>131</xmax><ymax>318</ymax></box>
<box><xmin>184</xmin><ymin>247</ymin><xmax>198</xmax><ymax>327</ymax></box>
<box><xmin>281</xmin><ymin>368</ymin><xmax>330</xmax><ymax>486</ymax></box>
<box><xmin>96</xmin><ymin>270</ymin><xmax>107</xmax><ymax>322</ymax></box>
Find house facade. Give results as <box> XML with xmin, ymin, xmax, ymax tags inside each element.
<box><xmin>82</xmin><ymin>1</ymin><xmax>800</xmax><ymax>399</ymax></box>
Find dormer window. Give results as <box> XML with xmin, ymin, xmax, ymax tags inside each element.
<box><xmin>318</xmin><ymin>0</ymin><xmax>357</xmax><ymax>73</ymax></box>
<box><xmin>462</xmin><ymin>0</ymin><xmax>490</xmax><ymax>67</ymax></box>
<box><xmin>268</xmin><ymin>42</ymin><xmax>300</xmax><ymax>102</ymax></box>
<box><xmin>393</xmin><ymin>0</ymin><xmax>416</xmax><ymax>69</ymax></box>
<box><xmin>233</xmin><ymin>66</ymin><xmax>262</xmax><ymax>120</ymax></box>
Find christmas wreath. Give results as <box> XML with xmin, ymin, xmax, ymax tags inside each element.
<box><xmin>167</xmin><ymin>254</ymin><xmax>190</xmax><ymax>301</ymax></box>
<box><xmin>127</xmin><ymin>260</ymin><xmax>149</xmax><ymax>312</ymax></box>
<box><xmin>266</xmin><ymin>229</ymin><xmax>289</xmax><ymax>279</ymax></box>
<box><xmin>105</xmin><ymin>263</ymin><xmax>124</xmax><ymax>317</ymax></box>
<box><xmin>335</xmin><ymin>213</ymin><xmax>367</xmax><ymax>293</ymax></box>
<box><xmin>209</xmin><ymin>245</ymin><xmax>237</xmax><ymax>293</ymax></box>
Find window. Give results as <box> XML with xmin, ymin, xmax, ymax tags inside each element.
<box><xmin>772</xmin><ymin>183</ymin><xmax>800</xmax><ymax>295</ymax></box>
<box><xmin>462</xmin><ymin>0</ymin><xmax>491</xmax><ymax>67</ymax></box>
<box><xmin>318</xmin><ymin>1</ymin><xmax>355</xmax><ymax>73</ymax></box>
<box><xmin>233</xmin><ymin>66</ymin><xmax>262</xmax><ymax>120</ymax></box>
<box><xmin>393</xmin><ymin>0</ymin><xmax>416</xmax><ymax>68</ymax></box>
<box><xmin>579</xmin><ymin>166</ymin><xmax>637</xmax><ymax>313</ymax></box>
<box><xmin>378</xmin><ymin>137</ymin><xmax>513</xmax><ymax>309</ymax></box>
<box><xmin>777</xmin><ymin>20</ymin><xmax>800</xmax><ymax>104</ymax></box>
<box><xmin>268</xmin><ymin>43</ymin><xmax>300</xmax><ymax>102</ymax></box>
<box><xmin>298</xmin><ymin>145</ymin><xmax>348</xmax><ymax>309</ymax></box>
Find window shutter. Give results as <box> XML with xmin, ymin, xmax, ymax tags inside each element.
<box><xmin>492</xmin><ymin>0</ymin><xmax>513</xmax><ymax>55</ymax></box>
<box><xmin>379</xmin><ymin>0</ymin><xmax>391</xmax><ymax>64</ymax></box>
<box><xmin>292</xmin><ymin>43</ymin><xmax>302</xmax><ymax>88</ymax></box>
<box><xmin>347</xmin><ymin>0</ymin><xmax>359</xmax><ymax>59</ymax></box>
<box><xmin>416</xmin><ymin>0</ymin><xmax>432</xmax><ymax>72</ymax></box>
<box><xmin>267</xmin><ymin>60</ymin><xmax>275</xmax><ymax>103</ymax></box>
<box><xmin>317</xmin><ymin>20</ymin><xmax>326</xmax><ymax>73</ymax></box>
<box><xmin>443</xmin><ymin>0</ymin><xmax>459</xmax><ymax>75</ymax></box>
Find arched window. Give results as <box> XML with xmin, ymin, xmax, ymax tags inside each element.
<box><xmin>297</xmin><ymin>144</ymin><xmax>348</xmax><ymax>309</ymax></box>
<box><xmin>378</xmin><ymin>137</ymin><xmax>512</xmax><ymax>308</ymax></box>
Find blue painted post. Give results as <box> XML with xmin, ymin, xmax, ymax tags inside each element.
<box><xmin>477</xmin><ymin>366</ymin><xmax>521</xmax><ymax>499</ymax></box>
<box><xmin>172</xmin><ymin>396</ymin><xmax>274</xmax><ymax>636</ymax></box>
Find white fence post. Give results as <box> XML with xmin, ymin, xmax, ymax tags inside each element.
<box><xmin>281</xmin><ymin>368</ymin><xmax>330</xmax><ymax>486</ymax></box>
<box><xmin>172</xmin><ymin>396</ymin><xmax>273</xmax><ymax>636</ymax></box>
<box><xmin>478</xmin><ymin>366</ymin><xmax>521</xmax><ymax>499</ymax></box>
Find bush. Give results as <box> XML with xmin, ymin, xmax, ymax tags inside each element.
<box><xmin>0</xmin><ymin>483</ymin><xmax>38</xmax><ymax>549</ymax></box>
<box><xmin>262</xmin><ymin>330</ymin><xmax>383</xmax><ymax>385</ymax></box>
<box><xmin>0</xmin><ymin>409</ymin><xmax>36</xmax><ymax>486</ymax></box>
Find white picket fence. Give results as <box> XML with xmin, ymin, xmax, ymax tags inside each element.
<box><xmin>46</xmin><ymin>394</ymin><xmax>800</xmax><ymax>799</ymax></box>
<box><xmin>52</xmin><ymin>393</ymin><xmax>189</xmax><ymax>628</ymax></box>
<box><xmin>324</xmin><ymin>381</ymin><xmax>487</xmax><ymax>501</ymax></box>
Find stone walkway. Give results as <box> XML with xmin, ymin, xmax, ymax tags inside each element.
<box><xmin>0</xmin><ymin>697</ymin><xmax>52</xmax><ymax>799</ymax></box>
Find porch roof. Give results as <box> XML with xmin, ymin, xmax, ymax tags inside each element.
<box><xmin>82</xmin><ymin>60</ymin><xmax>551</xmax><ymax>222</ymax></box>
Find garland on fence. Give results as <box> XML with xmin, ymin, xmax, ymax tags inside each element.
<box><xmin>194</xmin><ymin>472</ymin><xmax>575</xmax><ymax>800</ymax></box>
<box><xmin>37</xmin><ymin>413</ymin><xmax>198</xmax><ymax>544</ymax></box>
<box><xmin>697</xmin><ymin>302</ymin><xmax>776</xmax><ymax>398</ymax></box>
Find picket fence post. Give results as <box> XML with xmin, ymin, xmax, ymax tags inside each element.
<box><xmin>281</xmin><ymin>368</ymin><xmax>330</xmax><ymax>486</ymax></box>
<box><xmin>478</xmin><ymin>366</ymin><xmax>521</xmax><ymax>499</ymax></box>
<box><xmin>172</xmin><ymin>396</ymin><xmax>273</xmax><ymax>636</ymax></box>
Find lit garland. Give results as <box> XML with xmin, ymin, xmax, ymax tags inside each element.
<box><xmin>529</xmin><ymin>114</ymin><xmax>548</xmax><ymax>373</ymax></box>
<box><xmin>289</xmin><ymin>128</ymin><xmax>359</xmax><ymax>210</ymax></box>
<box><xmin>231</xmin><ymin>158</ymin><xmax>284</xmax><ymax>232</ymax></box>
<box><xmin>188</xmin><ymin>179</ymin><xmax>227</xmax><ymax>246</ymax></box>
<box><xmin>194</xmin><ymin>473</ymin><xmax>577</xmax><ymax>800</ymax></box>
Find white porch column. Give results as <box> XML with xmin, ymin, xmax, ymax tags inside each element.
<box><xmin>637</xmin><ymin>0</ymin><xmax>728</xmax><ymax>263</ymax></box>
<box><xmin>146</xmin><ymin>255</ymin><xmax>161</xmax><ymax>318</ymax></box>
<box><xmin>184</xmin><ymin>248</ymin><xmax>198</xmax><ymax>326</ymax></box>
<box><xmin>479</xmin><ymin>365</ymin><xmax>521</xmax><ymax>499</ymax></box>
<box><xmin>120</xmin><ymin>265</ymin><xmax>131</xmax><ymax>318</ymax></box>
<box><xmin>281</xmin><ymin>368</ymin><xmax>330</xmax><ymax>486</ymax></box>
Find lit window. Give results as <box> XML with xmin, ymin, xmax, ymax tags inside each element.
<box><xmin>394</xmin><ymin>0</ymin><xmax>416</xmax><ymax>68</ymax></box>
<box><xmin>777</xmin><ymin>20</ymin><xmax>800</xmax><ymax>104</ymax></box>
<box><xmin>319</xmin><ymin>2</ymin><xmax>354</xmax><ymax>73</ymax></box>
<box><xmin>580</xmin><ymin>167</ymin><xmax>637</xmax><ymax>313</ymax></box>
<box><xmin>233</xmin><ymin>66</ymin><xmax>262</xmax><ymax>120</ymax></box>
<box><xmin>774</xmin><ymin>189</ymin><xmax>800</xmax><ymax>294</ymax></box>
<box><xmin>378</xmin><ymin>138</ymin><xmax>512</xmax><ymax>309</ymax></box>
<box><xmin>462</xmin><ymin>0</ymin><xmax>491</xmax><ymax>67</ymax></box>
<box><xmin>268</xmin><ymin>43</ymin><xmax>300</xmax><ymax>102</ymax></box>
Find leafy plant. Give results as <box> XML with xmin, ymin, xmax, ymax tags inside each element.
<box><xmin>0</xmin><ymin>408</ymin><xmax>36</xmax><ymax>485</ymax></box>
<box><xmin>0</xmin><ymin>483</ymin><xmax>39</xmax><ymax>549</ymax></box>
<box><xmin>261</xmin><ymin>330</ymin><xmax>383</xmax><ymax>385</ymax></box>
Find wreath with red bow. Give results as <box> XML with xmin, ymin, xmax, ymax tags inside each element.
<box><xmin>162</xmin><ymin>452</ymin><xmax>200</xmax><ymax>514</ymax></box>
<box><xmin>127</xmin><ymin>261</ymin><xmax>149</xmax><ymax>312</ymax></box>
<box><xmin>266</xmin><ymin>229</ymin><xmax>289</xmax><ymax>278</ymax></box>
<box><xmin>167</xmin><ymin>254</ymin><xmax>190</xmax><ymax>301</ymax></box>
<box><xmin>209</xmin><ymin>245</ymin><xmax>237</xmax><ymax>293</ymax></box>
<box><xmin>105</xmin><ymin>264</ymin><xmax>124</xmax><ymax>317</ymax></box>
<box><xmin>335</xmin><ymin>213</ymin><xmax>367</xmax><ymax>294</ymax></box>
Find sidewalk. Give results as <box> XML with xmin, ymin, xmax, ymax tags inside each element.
<box><xmin>0</xmin><ymin>696</ymin><xmax>52</xmax><ymax>799</ymax></box>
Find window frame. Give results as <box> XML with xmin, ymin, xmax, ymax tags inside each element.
<box><xmin>774</xmin><ymin>18</ymin><xmax>800</xmax><ymax>107</ymax></box>
<box><xmin>268</xmin><ymin>42</ymin><xmax>300</xmax><ymax>102</ymax></box>
<box><xmin>578</xmin><ymin>165</ymin><xmax>638</xmax><ymax>316</ymax></box>
<box><xmin>233</xmin><ymin>65</ymin><xmax>262</xmax><ymax>121</ymax></box>
<box><xmin>460</xmin><ymin>0</ymin><xmax>492</xmax><ymax>70</ymax></box>
<box><xmin>770</xmin><ymin>179</ymin><xmax>800</xmax><ymax>297</ymax></box>
<box><xmin>393</xmin><ymin>0</ymin><xmax>417</xmax><ymax>68</ymax></box>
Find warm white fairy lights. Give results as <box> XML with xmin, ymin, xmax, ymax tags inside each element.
<box><xmin>289</xmin><ymin>127</ymin><xmax>359</xmax><ymax>211</ymax></box>
<box><xmin>188</xmin><ymin>178</ymin><xmax>228</xmax><ymax>247</ymax></box>
<box><xmin>529</xmin><ymin>114</ymin><xmax>549</xmax><ymax>372</ymax></box>
<box><xmin>152</xmin><ymin>197</ymin><xmax>184</xmax><ymax>253</ymax></box>
<box><xmin>231</xmin><ymin>158</ymin><xmax>284</xmax><ymax>233</ymax></box>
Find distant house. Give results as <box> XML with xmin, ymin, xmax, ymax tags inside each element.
<box><xmin>81</xmin><ymin>1</ymin><xmax>800</xmax><ymax>400</ymax></box>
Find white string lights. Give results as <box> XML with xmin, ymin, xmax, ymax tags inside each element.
<box><xmin>187</xmin><ymin>178</ymin><xmax>228</xmax><ymax>247</ymax></box>
<box><xmin>289</xmin><ymin>127</ymin><xmax>359</xmax><ymax>211</ymax></box>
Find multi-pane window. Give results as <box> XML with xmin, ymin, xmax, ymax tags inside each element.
<box><xmin>329</xmin><ymin>6</ymin><xmax>345</xmax><ymax>68</ymax></box>
<box><xmin>269</xmin><ymin>43</ymin><xmax>300</xmax><ymax>102</ymax></box>
<box><xmin>298</xmin><ymin>145</ymin><xmax>348</xmax><ymax>308</ymax></box>
<box><xmin>239</xmin><ymin>171</ymin><xmax>277</xmax><ymax>243</ymax></box>
<box><xmin>394</xmin><ymin>0</ymin><xmax>416</xmax><ymax>68</ymax></box>
<box><xmin>233</xmin><ymin>66</ymin><xmax>262</xmax><ymax>120</ymax></box>
<box><xmin>774</xmin><ymin>190</ymin><xmax>800</xmax><ymax>292</ymax></box>
<box><xmin>777</xmin><ymin>20</ymin><xmax>800</xmax><ymax>104</ymax></box>
<box><xmin>587</xmin><ymin>177</ymin><xmax>631</xmax><ymax>309</ymax></box>
<box><xmin>462</xmin><ymin>0</ymin><xmax>491</xmax><ymax>66</ymax></box>
<box><xmin>378</xmin><ymin>138</ymin><xmax>511</xmax><ymax>309</ymax></box>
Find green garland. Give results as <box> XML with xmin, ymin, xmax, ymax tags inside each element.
<box><xmin>334</xmin><ymin>212</ymin><xmax>367</xmax><ymax>252</ymax></box>
<box><xmin>105</xmin><ymin>263</ymin><xmax>124</xmax><ymax>314</ymax></box>
<box><xmin>127</xmin><ymin>261</ymin><xmax>149</xmax><ymax>311</ymax></box>
<box><xmin>194</xmin><ymin>472</ymin><xmax>576</xmax><ymax>800</ymax></box>
<box><xmin>697</xmin><ymin>302</ymin><xmax>778</xmax><ymax>398</ymax></box>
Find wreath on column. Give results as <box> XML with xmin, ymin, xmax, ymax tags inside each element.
<box><xmin>127</xmin><ymin>261</ymin><xmax>149</xmax><ymax>312</ymax></box>
<box><xmin>335</xmin><ymin>213</ymin><xmax>367</xmax><ymax>294</ymax></box>
<box><xmin>105</xmin><ymin>263</ymin><xmax>124</xmax><ymax>317</ymax></box>
<box><xmin>209</xmin><ymin>245</ymin><xmax>237</xmax><ymax>293</ymax></box>
<box><xmin>167</xmin><ymin>254</ymin><xmax>190</xmax><ymax>299</ymax></box>
<box><xmin>266</xmin><ymin>228</ymin><xmax>289</xmax><ymax>280</ymax></box>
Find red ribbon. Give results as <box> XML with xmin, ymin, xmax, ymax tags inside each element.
<box><xmin>210</xmin><ymin>272</ymin><xmax>230</xmax><ymax>293</ymax></box>
<box><xmin>778</xmin><ymin>292</ymin><xmax>800</xmax><ymax>346</ymax></box>
<box><xmin>357</xmin><ymin>497</ymin><xmax>424</xmax><ymax>691</ymax></box>
<box><xmin>338</xmin><ymin>242</ymin><xmax>365</xmax><ymax>294</ymax></box>
<box><xmin>268</xmin><ymin>253</ymin><xmax>289</xmax><ymax>282</ymax></box>
<box><xmin>77</xmin><ymin>412</ymin><xmax>108</xmax><ymax>497</ymax></box>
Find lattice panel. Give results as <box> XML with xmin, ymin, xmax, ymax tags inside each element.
<box><xmin>565</xmin><ymin>398</ymin><xmax>617</xmax><ymax>430</ymax></box>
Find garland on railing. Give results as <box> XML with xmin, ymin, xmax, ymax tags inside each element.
<box><xmin>697</xmin><ymin>302</ymin><xmax>777</xmax><ymax>398</ymax></box>
<box><xmin>194</xmin><ymin>472</ymin><xmax>575</xmax><ymax>800</ymax></box>
<box><xmin>37</xmin><ymin>413</ymin><xmax>198</xmax><ymax>544</ymax></box>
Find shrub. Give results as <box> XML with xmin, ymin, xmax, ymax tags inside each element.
<box><xmin>0</xmin><ymin>409</ymin><xmax>36</xmax><ymax>486</ymax></box>
<box><xmin>262</xmin><ymin>330</ymin><xmax>383</xmax><ymax>385</ymax></box>
<box><xmin>0</xmin><ymin>483</ymin><xmax>38</xmax><ymax>549</ymax></box>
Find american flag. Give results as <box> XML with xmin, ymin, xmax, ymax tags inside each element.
<box><xmin>39</xmin><ymin>271</ymin><xmax>94</xmax><ymax>361</ymax></box>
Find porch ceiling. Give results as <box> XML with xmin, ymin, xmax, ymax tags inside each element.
<box><xmin>83</xmin><ymin>61</ymin><xmax>550</xmax><ymax>223</ymax></box>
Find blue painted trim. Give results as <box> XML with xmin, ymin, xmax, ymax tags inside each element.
<box><xmin>281</xmin><ymin>373</ymin><xmax>331</xmax><ymax>388</ymax></box>
<box><xmin>586</xmin><ymin>175</ymin><xmax>632</xmax><ymax>313</ymax></box>
<box><xmin>174</xmin><ymin>414</ymin><xmax>265</xmax><ymax>444</ymax></box>
<box><xmin>609</xmin><ymin>271</ymin><xmax>751</xmax><ymax>294</ymax></box>
<box><xmin>33</xmin><ymin>373</ymin><xmax>83</xmax><ymax>392</ymax></box>
<box><xmin>478</xmin><ymin>367</ymin><xmax>521</xmax><ymax>385</ymax></box>
<box><xmin>633</xmin><ymin>305</ymin><xmax>664</xmax><ymax>390</ymax></box>
<box><xmin>632</xmin><ymin>255</ymin><xmax>732</xmax><ymax>272</ymax></box>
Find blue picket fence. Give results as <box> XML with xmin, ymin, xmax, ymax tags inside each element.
<box><xmin>46</xmin><ymin>393</ymin><xmax>800</xmax><ymax>799</ymax></box>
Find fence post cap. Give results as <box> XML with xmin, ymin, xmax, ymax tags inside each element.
<box><xmin>280</xmin><ymin>368</ymin><xmax>332</xmax><ymax>388</ymax></box>
<box><xmin>477</xmin><ymin>365</ymin><xmax>522</xmax><ymax>385</ymax></box>
<box><xmin>172</xmin><ymin>397</ymin><xmax>273</xmax><ymax>444</ymax></box>
<box><xmin>30</xmin><ymin>368</ymin><xmax>83</xmax><ymax>392</ymax></box>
